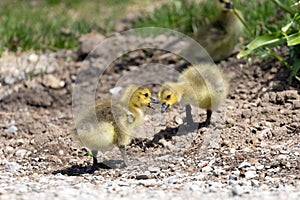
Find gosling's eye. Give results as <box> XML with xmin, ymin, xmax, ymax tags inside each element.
<box><xmin>166</xmin><ymin>94</ymin><xmax>171</xmax><ymax>99</ymax></box>
<box><xmin>144</xmin><ymin>93</ymin><xmax>149</xmax><ymax>97</ymax></box>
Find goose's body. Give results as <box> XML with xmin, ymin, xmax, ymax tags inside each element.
<box><xmin>158</xmin><ymin>64</ymin><xmax>228</xmax><ymax>126</ymax></box>
<box><xmin>74</xmin><ymin>85</ymin><xmax>156</xmax><ymax>168</ymax></box>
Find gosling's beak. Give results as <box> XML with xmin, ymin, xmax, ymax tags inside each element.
<box><xmin>148</xmin><ymin>97</ymin><xmax>158</xmax><ymax>109</ymax></box>
<box><xmin>161</xmin><ymin>103</ymin><xmax>169</xmax><ymax>113</ymax></box>
<box><xmin>224</xmin><ymin>2</ymin><xmax>233</xmax><ymax>9</ymax></box>
<box><xmin>150</xmin><ymin>97</ymin><xmax>158</xmax><ymax>104</ymax></box>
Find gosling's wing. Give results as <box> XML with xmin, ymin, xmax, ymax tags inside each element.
<box><xmin>180</xmin><ymin>66</ymin><xmax>211</xmax><ymax>108</ymax></box>
<box><xmin>195</xmin><ymin>64</ymin><xmax>229</xmax><ymax>110</ymax></box>
<box><xmin>73</xmin><ymin>101</ymin><xmax>116</xmax><ymax>150</ymax></box>
<box><xmin>76</xmin><ymin>121</ymin><xmax>116</xmax><ymax>150</ymax></box>
<box><xmin>180</xmin><ymin>65</ymin><xmax>229</xmax><ymax>110</ymax></box>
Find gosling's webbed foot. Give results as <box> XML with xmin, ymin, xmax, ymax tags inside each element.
<box><xmin>85</xmin><ymin>156</ymin><xmax>99</xmax><ymax>172</ymax></box>
<box><xmin>92</xmin><ymin>156</ymin><xmax>111</xmax><ymax>169</ymax></box>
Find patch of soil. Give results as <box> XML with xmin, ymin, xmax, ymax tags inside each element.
<box><xmin>0</xmin><ymin>42</ymin><xmax>299</xmax><ymax>188</ymax></box>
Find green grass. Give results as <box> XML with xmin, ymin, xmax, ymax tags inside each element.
<box><xmin>0</xmin><ymin>0</ymin><xmax>135</xmax><ymax>52</ymax></box>
<box><xmin>133</xmin><ymin>0</ymin><xmax>300</xmax><ymax>79</ymax></box>
<box><xmin>1</xmin><ymin>0</ymin><xmax>299</xmax><ymax>76</ymax></box>
<box><xmin>133</xmin><ymin>0</ymin><xmax>299</xmax><ymax>40</ymax></box>
<box><xmin>133</xmin><ymin>0</ymin><xmax>218</xmax><ymax>38</ymax></box>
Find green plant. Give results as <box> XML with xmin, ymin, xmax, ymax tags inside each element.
<box><xmin>134</xmin><ymin>0</ymin><xmax>294</xmax><ymax>40</ymax></box>
<box><xmin>134</xmin><ymin>0</ymin><xmax>300</xmax><ymax>80</ymax></box>
<box><xmin>87</xmin><ymin>151</ymin><xmax>93</xmax><ymax>157</ymax></box>
<box><xmin>134</xmin><ymin>0</ymin><xmax>218</xmax><ymax>38</ymax></box>
<box><xmin>237</xmin><ymin>0</ymin><xmax>300</xmax><ymax>80</ymax></box>
<box><xmin>0</xmin><ymin>0</ymin><xmax>137</xmax><ymax>53</ymax></box>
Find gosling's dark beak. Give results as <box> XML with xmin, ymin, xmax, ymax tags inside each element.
<box><xmin>150</xmin><ymin>97</ymin><xmax>158</xmax><ymax>104</ymax></box>
<box><xmin>148</xmin><ymin>97</ymin><xmax>158</xmax><ymax>109</ymax></box>
<box><xmin>161</xmin><ymin>103</ymin><xmax>169</xmax><ymax>113</ymax></box>
<box><xmin>224</xmin><ymin>2</ymin><xmax>233</xmax><ymax>9</ymax></box>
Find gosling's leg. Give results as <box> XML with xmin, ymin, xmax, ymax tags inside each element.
<box><xmin>91</xmin><ymin>150</ymin><xmax>98</xmax><ymax>169</ymax></box>
<box><xmin>204</xmin><ymin>109</ymin><xmax>212</xmax><ymax>127</ymax></box>
<box><xmin>91</xmin><ymin>150</ymin><xmax>111</xmax><ymax>169</ymax></box>
<box><xmin>198</xmin><ymin>110</ymin><xmax>212</xmax><ymax>129</ymax></box>
<box><xmin>185</xmin><ymin>105</ymin><xmax>194</xmax><ymax>124</ymax></box>
<box><xmin>119</xmin><ymin>145</ymin><xmax>128</xmax><ymax>167</ymax></box>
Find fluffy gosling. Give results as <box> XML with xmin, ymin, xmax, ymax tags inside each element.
<box><xmin>74</xmin><ymin>84</ymin><xmax>157</xmax><ymax>168</ymax></box>
<box><xmin>195</xmin><ymin>0</ymin><xmax>244</xmax><ymax>62</ymax></box>
<box><xmin>158</xmin><ymin>64</ymin><xmax>229</xmax><ymax>127</ymax></box>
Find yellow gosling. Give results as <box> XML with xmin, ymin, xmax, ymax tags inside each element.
<box><xmin>74</xmin><ymin>84</ymin><xmax>157</xmax><ymax>168</ymax></box>
<box><xmin>158</xmin><ymin>64</ymin><xmax>229</xmax><ymax>127</ymax></box>
<box><xmin>196</xmin><ymin>0</ymin><xmax>244</xmax><ymax>62</ymax></box>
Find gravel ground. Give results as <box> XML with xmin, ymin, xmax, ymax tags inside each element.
<box><xmin>1</xmin><ymin>172</ymin><xmax>299</xmax><ymax>200</ymax></box>
<box><xmin>0</xmin><ymin>31</ymin><xmax>299</xmax><ymax>199</ymax></box>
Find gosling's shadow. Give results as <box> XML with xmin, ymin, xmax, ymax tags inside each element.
<box><xmin>145</xmin><ymin>121</ymin><xmax>205</xmax><ymax>147</ymax></box>
<box><xmin>52</xmin><ymin>160</ymin><xmax>126</xmax><ymax>176</ymax></box>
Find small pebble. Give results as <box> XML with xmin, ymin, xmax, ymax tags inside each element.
<box><xmin>4</xmin><ymin>76</ymin><xmax>15</xmax><ymax>85</ymax></box>
<box><xmin>4</xmin><ymin>125</ymin><xmax>18</xmax><ymax>133</ymax></box>
<box><xmin>42</xmin><ymin>74</ymin><xmax>64</xmax><ymax>89</ymax></box>
<box><xmin>263</xmin><ymin>121</ymin><xmax>272</xmax><ymax>128</ymax></box>
<box><xmin>28</xmin><ymin>53</ymin><xmax>39</xmax><ymax>63</ymax></box>
<box><xmin>245</xmin><ymin>170</ymin><xmax>257</xmax><ymax>179</ymax></box>
<box><xmin>228</xmin><ymin>174</ymin><xmax>238</xmax><ymax>181</ymax></box>
<box><xmin>188</xmin><ymin>183</ymin><xmax>201</xmax><ymax>191</ymax></box>
<box><xmin>15</xmin><ymin>149</ymin><xmax>28</xmax><ymax>158</ymax></box>
<box><xmin>251</xmin><ymin>180</ymin><xmax>260</xmax><ymax>187</ymax></box>
<box><xmin>4</xmin><ymin>146</ymin><xmax>14</xmax><ymax>154</ymax></box>
<box><xmin>166</xmin><ymin>176</ymin><xmax>178</xmax><ymax>184</ymax></box>
<box><xmin>230</xmin><ymin>148</ymin><xmax>236</xmax><ymax>154</ymax></box>
<box><xmin>5</xmin><ymin>162</ymin><xmax>20</xmax><ymax>172</ymax></box>
<box><xmin>109</xmin><ymin>86</ymin><xmax>122</xmax><ymax>95</ymax></box>
<box><xmin>16</xmin><ymin>139</ymin><xmax>24</xmax><ymax>145</ymax></box>
<box><xmin>293</xmin><ymin>101</ymin><xmax>300</xmax><ymax>109</ymax></box>
<box><xmin>232</xmin><ymin>185</ymin><xmax>244</xmax><ymax>196</ymax></box>
<box><xmin>280</xmin><ymin>150</ymin><xmax>289</xmax><ymax>154</ymax></box>
<box><xmin>255</xmin><ymin>163</ymin><xmax>264</xmax><ymax>170</ymax></box>
<box><xmin>148</xmin><ymin>166</ymin><xmax>160</xmax><ymax>173</ymax></box>
<box><xmin>238</xmin><ymin>161</ymin><xmax>251</xmax><ymax>169</ymax></box>
<box><xmin>202</xmin><ymin>166</ymin><xmax>213</xmax><ymax>173</ymax></box>
<box><xmin>197</xmin><ymin>161</ymin><xmax>209</xmax><ymax>168</ymax></box>
<box><xmin>136</xmin><ymin>171</ymin><xmax>151</xmax><ymax>180</ymax></box>
<box><xmin>139</xmin><ymin>179</ymin><xmax>157</xmax><ymax>187</ymax></box>
<box><xmin>58</xmin><ymin>150</ymin><xmax>64</xmax><ymax>155</ymax></box>
<box><xmin>174</xmin><ymin>116</ymin><xmax>183</xmax><ymax>125</ymax></box>
<box><xmin>277</xmin><ymin>154</ymin><xmax>287</xmax><ymax>161</ymax></box>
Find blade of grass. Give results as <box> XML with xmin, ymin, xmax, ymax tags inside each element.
<box><xmin>286</xmin><ymin>31</ymin><xmax>300</xmax><ymax>46</ymax></box>
<box><xmin>267</xmin><ymin>47</ymin><xmax>292</xmax><ymax>70</ymax></box>
<box><xmin>290</xmin><ymin>58</ymin><xmax>300</xmax><ymax>79</ymax></box>
<box><xmin>271</xmin><ymin>0</ymin><xmax>296</xmax><ymax>15</ymax></box>
<box><xmin>233</xmin><ymin>7</ymin><xmax>254</xmax><ymax>37</ymax></box>
<box><xmin>237</xmin><ymin>32</ymin><xmax>286</xmax><ymax>58</ymax></box>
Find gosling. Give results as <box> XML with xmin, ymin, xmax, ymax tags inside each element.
<box><xmin>158</xmin><ymin>64</ymin><xmax>229</xmax><ymax>127</ymax></box>
<box><xmin>74</xmin><ymin>84</ymin><xmax>157</xmax><ymax>168</ymax></box>
<box><xmin>194</xmin><ymin>0</ymin><xmax>244</xmax><ymax>62</ymax></box>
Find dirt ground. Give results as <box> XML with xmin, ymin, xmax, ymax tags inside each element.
<box><xmin>0</xmin><ymin>33</ymin><xmax>299</xmax><ymax>198</ymax></box>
